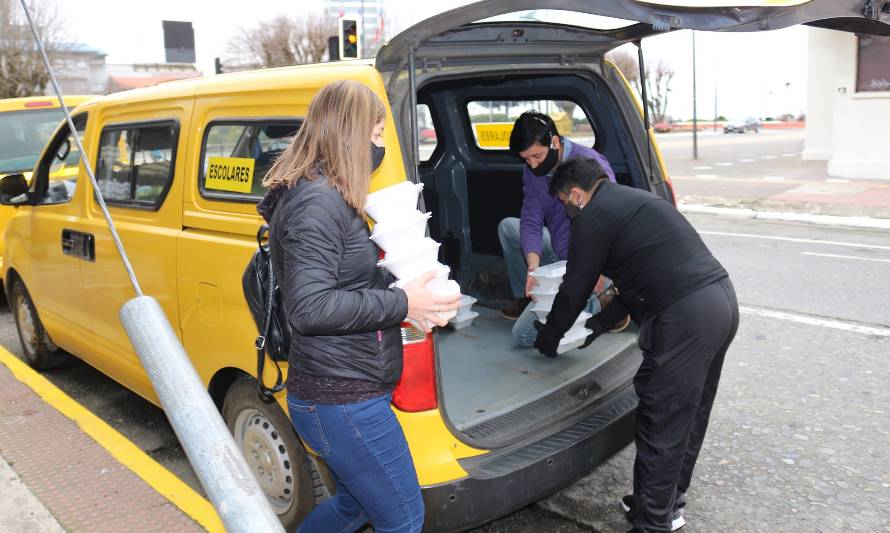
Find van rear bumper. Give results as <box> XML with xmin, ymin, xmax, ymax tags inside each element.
<box><xmin>422</xmin><ymin>387</ymin><xmax>637</xmax><ymax>532</ymax></box>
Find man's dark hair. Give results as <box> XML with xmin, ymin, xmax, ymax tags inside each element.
<box><xmin>509</xmin><ymin>111</ymin><xmax>559</xmax><ymax>154</ymax></box>
<box><xmin>549</xmin><ymin>157</ymin><xmax>608</xmax><ymax>196</ymax></box>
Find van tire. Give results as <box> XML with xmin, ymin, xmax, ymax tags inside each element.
<box><xmin>222</xmin><ymin>377</ymin><xmax>314</xmax><ymax>530</ymax></box>
<box><xmin>11</xmin><ymin>279</ymin><xmax>68</xmax><ymax>370</ymax></box>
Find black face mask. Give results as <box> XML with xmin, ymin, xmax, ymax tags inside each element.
<box><xmin>564</xmin><ymin>191</ymin><xmax>583</xmax><ymax>220</ymax></box>
<box><xmin>371</xmin><ymin>142</ymin><xmax>385</xmax><ymax>173</ymax></box>
<box><xmin>530</xmin><ymin>146</ymin><xmax>558</xmax><ymax>177</ymax></box>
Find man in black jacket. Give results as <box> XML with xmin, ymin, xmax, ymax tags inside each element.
<box><xmin>533</xmin><ymin>157</ymin><xmax>740</xmax><ymax>533</ymax></box>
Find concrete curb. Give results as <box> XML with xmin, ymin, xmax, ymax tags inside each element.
<box><xmin>679</xmin><ymin>203</ymin><xmax>890</xmax><ymax>231</ymax></box>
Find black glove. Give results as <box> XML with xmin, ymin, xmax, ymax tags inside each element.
<box><xmin>532</xmin><ymin>320</ymin><xmax>561</xmax><ymax>358</ymax></box>
<box><xmin>581</xmin><ymin>297</ymin><xmax>632</xmax><ymax>348</ymax></box>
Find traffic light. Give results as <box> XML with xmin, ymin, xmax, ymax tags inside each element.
<box><xmin>339</xmin><ymin>17</ymin><xmax>360</xmax><ymax>59</ymax></box>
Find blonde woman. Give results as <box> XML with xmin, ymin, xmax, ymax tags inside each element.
<box><xmin>258</xmin><ymin>80</ymin><xmax>459</xmax><ymax>532</ymax></box>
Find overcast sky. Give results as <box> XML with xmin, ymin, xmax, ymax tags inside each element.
<box><xmin>57</xmin><ymin>0</ymin><xmax>810</xmax><ymax>120</ymax></box>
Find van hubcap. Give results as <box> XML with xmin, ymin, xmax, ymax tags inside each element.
<box><xmin>15</xmin><ymin>293</ymin><xmax>37</xmax><ymax>356</ymax></box>
<box><xmin>233</xmin><ymin>408</ymin><xmax>295</xmax><ymax>514</ymax></box>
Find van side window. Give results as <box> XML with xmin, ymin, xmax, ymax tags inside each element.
<box><xmin>37</xmin><ymin>114</ymin><xmax>87</xmax><ymax>205</ymax></box>
<box><xmin>199</xmin><ymin>119</ymin><xmax>302</xmax><ymax>202</ymax></box>
<box><xmin>417</xmin><ymin>104</ymin><xmax>438</xmax><ymax>163</ymax></box>
<box><xmin>466</xmin><ymin>99</ymin><xmax>595</xmax><ymax>151</ymax></box>
<box><xmin>95</xmin><ymin>122</ymin><xmax>178</xmax><ymax>209</ymax></box>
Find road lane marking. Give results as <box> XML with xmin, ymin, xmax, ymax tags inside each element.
<box><xmin>716</xmin><ymin>162</ymin><xmax>734</xmax><ymax>166</ymax></box>
<box><xmin>739</xmin><ymin>305</ymin><xmax>890</xmax><ymax>337</ymax></box>
<box><xmin>696</xmin><ymin>174</ymin><xmax>718</xmax><ymax>178</ymax></box>
<box><xmin>693</xmin><ymin>166</ymin><xmax>712</xmax><ymax>170</ymax></box>
<box><xmin>781</xmin><ymin>153</ymin><xmax>798</xmax><ymax>157</ymax></box>
<box><xmin>699</xmin><ymin>230</ymin><xmax>890</xmax><ymax>251</ymax></box>
<box><xmin>826</xmin><ymin>178</ymin><xmax>850</xmax><ymax>183</ymax></box>
<box><xmin>801</xmin><ymin>252</ymin><xmax>890</xmax><ymax>264</ymax></box>
<box><xmin>763</xmin><ymin>176</ymin><xmax>786</xmax><ymax>181</ymax></box>
<box><xmin>739</xmin><ymin>158</ymin><xmax>756</xmax><ymax>163</ymax></box>
<box><xmin>0</xmin><ymin>348</ymin><xmax>224</xmax><ymax>532</ymax></box>
<box><xmin>762</xmin><ymin>155</ymin><xmax>777</xmax><ymax>160</ymax></box>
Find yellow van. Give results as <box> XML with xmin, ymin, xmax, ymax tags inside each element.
<box><xmin>0</xmin><ymin>96</ymin><xmax>93</xmax><ymax>273</ymax></box>
<box><xmin>2</xmin><ymin>2</ymin><xmax>885</xmax><ymax>530</ymax></box>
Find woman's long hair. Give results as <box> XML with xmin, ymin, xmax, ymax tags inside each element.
<box><xmin>263</xmin><ymin>79</ymin><xmax>385</xmax><ymax>215</ymax></box>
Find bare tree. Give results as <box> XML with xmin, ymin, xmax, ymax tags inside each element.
<box><xmin>606</xmin><ymin>48</ymin><xmax>640</xmax><ymax>91</ymax></box>
<box><xmin>226</xmin><ymin>14</ymin><xmax>336</xmax><ymax>69</ymax></box>
<box><xmin>646</xmin><ymin>60</ymin><xmax>675</xmax><ymax>123</ymax></box>
<box><xmin>605</xmin><ymin>49</ymin><xmax>674</xmax><ymax>123</ymax></box>
<box><xmin>0</xmin><ymin>0</ymin><xmax>68</xmax><ymax>98</ymax></box>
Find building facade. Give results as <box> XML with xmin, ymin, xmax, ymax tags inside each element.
<box><xmin>803</xmin><ymin>28</ymin><xmax>890</xmax><ymax>181</ymax></box>
<box><xmin>50</xmin><ymin>44</ymin><xmax>108</xmax><ymax>95</ymax></box>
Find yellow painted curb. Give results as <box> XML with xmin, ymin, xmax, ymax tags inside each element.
<box><xmin>0</xmin><ymin>347</ymin><xmax>224</xmax><ymax>533</ymax></box>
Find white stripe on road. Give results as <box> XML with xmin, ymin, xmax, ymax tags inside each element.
<box><xmin>693</xmin><ymin>166</ymin><xmax>712</xmax><ymax>170</ymax></box>
<box><xmin>739</xmin><ymin>306</ymin><xmax>890</xmax><ymax>337</ymax></box>
<box><xmin>762</xmin><ymin>155</ymin><xmax>777</xmax><ymax>160</ymax></box>
<box><xmin>696</xmin><ymin>174</ymin><xmax>718</xmax><ymax>178</ymax></box>
<box><xmin>699</xmin><ymin>230</ymin><xmax>890</xmax><ymax>251</ymax></box>
<box><xmin>763</xmin><ymin>176</ymin><xmax>786</xmax><ymax>181</ymax></box>
<box><xmin>739</xmin><ymin>158</ymin><xmax>756</xmax><ymax>163</ymax></box>
<box><xmin>801</xmin><ymin>252</ymin><xmax>890</xmax><ymax>264</ymax></box>
<box><xmin>716</xmin><ymin>162</ymin><xmax>734</xmax><ymax>166</ymax></box>
<box><xmin>826</xmin><ymin>178</ymin><xmax>850</xmax><ymax>184</ymax></box>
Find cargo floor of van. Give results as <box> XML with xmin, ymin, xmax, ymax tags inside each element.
<box><xmin>437</xmin><ymin>306</ymin><xmax>640</xmax><ymax>445</ymax></box>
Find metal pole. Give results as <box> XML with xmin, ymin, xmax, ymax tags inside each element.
<box><xmin>19</xmin><ymin>2</ymin><xmax>284</xmax><ymax>531</ymax></box>
<box><xmin>692</xmin><ymin>31</ymin><xmax>699</xmax><ymax>159</ymax></box>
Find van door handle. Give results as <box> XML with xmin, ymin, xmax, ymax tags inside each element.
<box><xmin>61</xmin><ymin>229</ymin><xmax>95</xmax><ymax>261</ymax></box>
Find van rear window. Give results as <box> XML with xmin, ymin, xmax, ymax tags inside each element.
<box><xmin>199</xmin><ymin>119</ymin><xmax>302</xmax><ymax>202</ymax></box>
<box><xmin>466</xmin><ymin>99</ymin><xmax>595</xmax><ymax>151</ymax></box>
<box><xmin>95</xmin><ymin>121</ymin><xmax>178</xmax><ymax>209</ymax></box>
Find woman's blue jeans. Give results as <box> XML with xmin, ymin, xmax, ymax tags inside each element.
<box><xmin>287</xmin><ymin>393</ymin><xmax>424</xmax><ymax>533</ymax></box>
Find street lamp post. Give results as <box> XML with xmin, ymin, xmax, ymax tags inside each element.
<box><xmin>692</xmin><ymin>31</ymin><xmax>699</xmax><ymax>159</ymax></box>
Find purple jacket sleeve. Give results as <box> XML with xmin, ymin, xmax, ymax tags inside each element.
<box><xmin>519</xmin><ymin>167</ymin><xmax>544</xmax><ymax>258</ymax></box>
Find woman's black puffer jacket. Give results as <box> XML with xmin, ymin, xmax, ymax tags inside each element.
<box><xmin>258</xmin><ymin>178</ymin><xmax>409</xmax><ymax>385</ymax></box>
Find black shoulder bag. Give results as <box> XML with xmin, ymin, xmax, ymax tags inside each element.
<box><xmin>242</xmin><ymin>224</ymin><xmax>290</xmax><ymax>401</ymax></box>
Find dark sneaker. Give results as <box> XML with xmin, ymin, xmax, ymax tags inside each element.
<box><xmin>676</xmin><ymin>490</ymin><xmax>687</xmax><ymax>509</ymax></box>
<box><xmin>501</xmin><ymin>298</ymin><xmax>530</xmax><ymax>320</ymax></box>
<box><xmin>621</xmin><ymin>495</ymin><xmax>686</xmax><ymax>531</ymax></box>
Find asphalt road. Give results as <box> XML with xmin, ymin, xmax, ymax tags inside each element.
<box><xmin>2</xmin><ymin>213</ymin><xmax>889</xmax><ymax>532</ymax></box>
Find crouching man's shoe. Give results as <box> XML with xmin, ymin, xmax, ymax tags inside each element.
<box><xmin>501</xmin><ymin>298</ymin><xmax>530</xmax><ymax>320</ymax></box>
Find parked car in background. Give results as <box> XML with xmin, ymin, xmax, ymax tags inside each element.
<box><xmin>724</xmin><ymin>116</ymin><xmax>761</xmax><ymax>133</ymax></box>
<box><xmin>653</xmin><ymin>118</ymin><xmax>675</xmax><ymax>133</ymax></box>
<box><xmin>0</xmin><ymin>96</ymin><xmax>93</xmax><ymax>276</ymax></box>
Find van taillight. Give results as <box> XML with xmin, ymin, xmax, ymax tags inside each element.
<box><xmin>393</xmin><ymin>322</ymin><xmax>437</xmax><ymax>412</ymax></box>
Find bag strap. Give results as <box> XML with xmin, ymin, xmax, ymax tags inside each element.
<box><xmin>255</xmin><ymin>224</ymin><xmax>285</xmax><ymax>402</ymax></box>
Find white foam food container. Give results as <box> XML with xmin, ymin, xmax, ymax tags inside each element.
<box><xmin>529</xmin><ymin>286</ymin><xmax>559</xmax><ymax>309</ymax></box>
<box><xmin>448</xmin><ymin>310</ymin><xmax>479</xmax><ymax>330</ymax></box>
<box><xmin>557</xmin><ymin>326</ymin><xmax>594</xmax><ymax>354</ymax></box>
<box><xmin>378</xmin><ymin>237</ymin><xmax>440</xmax><ymax>280</ymax></box>
<box><xmin>459</xmin><ymin>294</ymin><xmax>477</xmax><ymax>314</ymax></box>
<box><xmin>391</xmin><ymin>263</ymin><xmax>450</xmax><ymax>289</ymax></box>
<box><xmin>426</xmin><ymin>278</ymin><xmax>461</xmax><ymax>321</ymax></box>
<box><xmin>530</xmin><ymin>261</ymin><xmax>567</xmax><ymax>291</ymax></box>
<box><xmin>537</xmin><ymin>311</ymin><xmax>592</xmax><ymax>327</ymax></box>
<box><xmin>370</xmin><ymin>211</ymin><xmax>431</xmax><ymax>254</ymax></box>
<box><xmin>365</xmin><ymin>182</ymin><xmax>424</xmax><ymax>224</ymax></box>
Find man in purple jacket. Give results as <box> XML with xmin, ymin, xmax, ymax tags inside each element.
<box><xmin>498</xmin><ymin>112</ymin><xmax>616</xmax><ymax>321</ymax></box>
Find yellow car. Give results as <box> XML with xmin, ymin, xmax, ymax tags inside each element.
<box><xmin>0</xmin><ymin>96</ymin><xmax>93</xmax><ymax>273</ymax></box>
<box><xmin>1</xmin><ymin>2</ymin><xmax>885</xmax><ymax>530</ymax></box>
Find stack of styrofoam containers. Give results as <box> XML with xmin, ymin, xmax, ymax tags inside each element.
<box><xmin>528</xmin><ymin>261</ymin><xmax>594</xmax><ymax>354</ymax></box>
<box><xmin>448</xmin><ymin>294</ymin><xmax>479</xmax><ymax>330</ymax></box>
<box><xmin>367</xmin><ymin>181</ymin><xmax>460</xmax><ymax>322</ymax></box>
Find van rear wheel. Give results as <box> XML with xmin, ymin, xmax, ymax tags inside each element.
<box><xmin>11</xmin><ymin>279</ymin><xmax>68</xmax><ymax>370</ymax></box>
<box><xmin>222</xmin><ymin>377</ymin><xmax>314</xmax><ymax>530</ymax></box>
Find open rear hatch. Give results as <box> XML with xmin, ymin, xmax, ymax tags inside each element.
<box><xmin>380</xmin><ymin>0</ymin><xmax>890</xmax><ymax>450</ymax></box>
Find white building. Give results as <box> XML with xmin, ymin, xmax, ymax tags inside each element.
<box><xmin>50</xmin><ymin>43</ymin><xmax>107</xmax><ymax>95</ymax></box>
<box><xmin>803</xmin><ymin>28</ymin><xmax>890</xmax><ymax>181</ymax></box>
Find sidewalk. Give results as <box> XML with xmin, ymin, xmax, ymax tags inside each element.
<box><xmin>0</xmin><ymin>349</ymin><xmax>222</xmax><ymax>533</ymax></box>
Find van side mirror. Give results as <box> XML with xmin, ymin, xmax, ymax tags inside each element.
<box><xmin>0</xmin><ymin>174</ymin><xmax>30</xmax><ymax>205</ymax></box>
